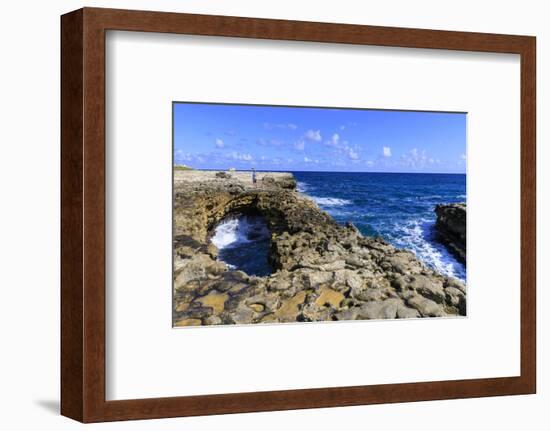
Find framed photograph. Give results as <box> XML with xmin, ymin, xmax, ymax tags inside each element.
<box><xmin>61</xmin><ymin>7</ymin><xmax>536</xmax><ymax>422</ymax></box>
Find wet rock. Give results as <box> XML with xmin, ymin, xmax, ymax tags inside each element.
<box><xmin>435</xmin><ymin>203</ymin><xmax>466</xmax><ymax>264</ymax></box>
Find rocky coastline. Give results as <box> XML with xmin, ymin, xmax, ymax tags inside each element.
<box><xmin>173</xmin><ymin>170</ymin><xmax>466</xmax><ymax>327</ymax></box>
<box><xmin>435</xmin><ymin>203</ymin><xmax>466</xmax><ymax>264</ymax></box>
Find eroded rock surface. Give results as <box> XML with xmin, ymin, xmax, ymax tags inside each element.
<box><xmin>435</xmin><ymin>203</ymin><xmax>466</xmax><ymax>264</ymax></box>
<box><xmin>173</xmin><ymin>171</ymin><xmax>467</xmax><ymax>326</ymax></box>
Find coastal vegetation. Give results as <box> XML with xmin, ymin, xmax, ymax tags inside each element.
<box><xmin>174</xmin><ymin>164</ymin><xmax>194</xmax><ymax>171</ymax></box>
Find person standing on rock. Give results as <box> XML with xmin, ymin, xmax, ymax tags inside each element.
<box><xmin>252</xmin><ymin>167</ymin><xmax>257</xmax><ymax>185</ymax></box>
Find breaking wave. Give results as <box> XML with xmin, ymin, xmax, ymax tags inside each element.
<box><xmin>211</xmin><ymin>215</ymin><xmax>272</xmax><ymax>276</ymax></box>
<box><xmin>391</xmin><ymin>218</ymin><xmax>466</xmax><ymax>281</ymax></box>
<box><xmin>296</xmin><ymin>181</ymin><xmax>309</xmax><ymax>193</ymax></box>
<box><xmin>311</xmin><ymin>196</ymin><xmax>352</xmax><ymax>207</ymax></box>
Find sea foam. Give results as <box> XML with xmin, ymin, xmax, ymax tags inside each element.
<box><xmin>311</xmin><ymin>196</ymin><xmax>352</xmax><ymax>206</ymax></box>
<box><xmin>211</xmin><ymin>216</ymin><xmax>270</xmax><ymax>250</ymax></box>
<box><xmin>211</xmin><ymin>215</ymin><xmax>272</xmax><ymax>276</ymax></box>
<box><xmin>296</xmin><ymin>181</ymin><xmax>309</xmax><ymax>193</ymax></box>
<box><xmin>394</xmin><ymin>219</ymin><xmax>466</xmax><ymax>281</ymax></box>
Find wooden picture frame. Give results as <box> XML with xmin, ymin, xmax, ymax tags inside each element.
<box><xmin>61</xmin><ymin>7</ymin><xmax>536</xmax><ymax>423</ymax></box>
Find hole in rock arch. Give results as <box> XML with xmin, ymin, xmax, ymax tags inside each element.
<box><xmin>210</xmin><ymin>213</ymin><xmax>273</xmax><ymax>277</ymax></box>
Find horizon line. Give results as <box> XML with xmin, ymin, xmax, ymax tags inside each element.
<box><xmin>174</xmin><ymin>166</ymin><xmax>466</xmax><ymax>175</ymax></box>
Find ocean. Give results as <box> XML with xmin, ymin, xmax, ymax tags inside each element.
<box><xmin>294</xmin><ymin>171</ymin><xmax>466</xmax><ymax>281</ymax></box>
<box><xmin>211</xmin><ymin>171</ymin><xmax>466</xmax><ymax>282</ymax></box>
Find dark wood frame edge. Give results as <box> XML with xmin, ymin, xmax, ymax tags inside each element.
<box><xmin>61</xmin><ymin>7</ymin><xmax>536</xmax><ymax>423</ymax></box>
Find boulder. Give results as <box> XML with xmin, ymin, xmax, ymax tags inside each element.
<box><xmin>435</xmin><ymin>203</ymin><xmax>466</xmax><ymax>264</ymax></box>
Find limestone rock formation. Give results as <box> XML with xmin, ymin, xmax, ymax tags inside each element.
<box><xmin>173</xmin><ymin>171</ymin><xmax>467</xmax><ymax>326</ymax></box>
<box><xmin>435</xmin><ymin>203</ymin><xmax>466</xmax><ymax>264</ymax></box>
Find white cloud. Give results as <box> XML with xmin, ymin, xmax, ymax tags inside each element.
<box><xmin>383</xmin><ymin>146</ymin><xmax>392</xmax><ymax>157</ymax></box>
<box><xmin>303</xmin><ymin>156</ymin><xmax>318</xmax><ymax>164</ymax></box>
<box><xmin>258</xmin><ymin>138</ymin><xmax>284</xmax><ymax>147</ymax></box>
<box><xmin>341</xmin><ymin>140</ymin><xmax>359</xmax><ymax>160</ymax></box>
<box><xmin>263</xmin><ymin>122</ymin><xmax>299</xmax><ymax>130</ymax></box>
<box><xmin>325</xmin><ymin>133</ymin><xmax>340</xmax><ymax>148</ymax></box>
<box><xmin>460</xmin><ymin>153</ymin><xmax>467</xmax><ymax>160</ymax></box>
<box><xmin>305</xmin><ymin>129</ymin><xmax>322</xmax><ymax>142</ymax></box>
<box><xmin>230</xmin><ymin>152</ymin><xmax>253</xmax><ymax>161</ymax></box>
<box><xmin>347</xmin><ymin>148</ymin><xmax>359</xmax><ymax>160</ymax></box>
<box><xmin>215</xmin><ymin>138</ymin><xmax>224</xmax><ymax>148</ymax></box>
<box><xmin>366</xmin><ymin>160</ymin><xmax>374</xmax><ymax>167</ymax></box>
<box><xmin>174</xmin><ymin>149</ymin><xmax>192</xmax><ymax>162</ymax></box>
<box><xmin>325</xmin><ymin>135</ymin><xmax>359</xmax><ymax>160</ymax></box>
<box><xmin>400</xmin><ymin>148</ymin><xmax>435</xmax><ymax>169</ymax></box>
<box><xmin>339</xmin><ymin>125</ymin><xmax>346</xmax><ymax>130</ymax></box>
<box><xmin>294</xmin><ymin>140</ymin><xmax>305</xmax><ymax>151</ymax></box>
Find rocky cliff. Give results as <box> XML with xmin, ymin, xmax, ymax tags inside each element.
<box><xmin>435</xmin><ymin>203</ymin><xmax>466</xmax><ymax>264</ymax></box>
<box><xmin>173</xmin><ymin>171</ymin><xmax>467</xmax><ymax>327</ymax></box>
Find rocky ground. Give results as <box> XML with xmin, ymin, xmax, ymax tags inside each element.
<box><xmin>173</xmin><ymin>170</ymin><xmax>467</xmax><ymax>327</ymax></box>
<box><xmin>435</xmin><ymin>203</ymin><xmax>466</xmax><ymax>264</ymax></box>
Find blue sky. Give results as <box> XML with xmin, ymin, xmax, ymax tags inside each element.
<box><xmin>173</xmin><ymin>103</ymin><xmax>466</xmax><ymax>173</ymax></box>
